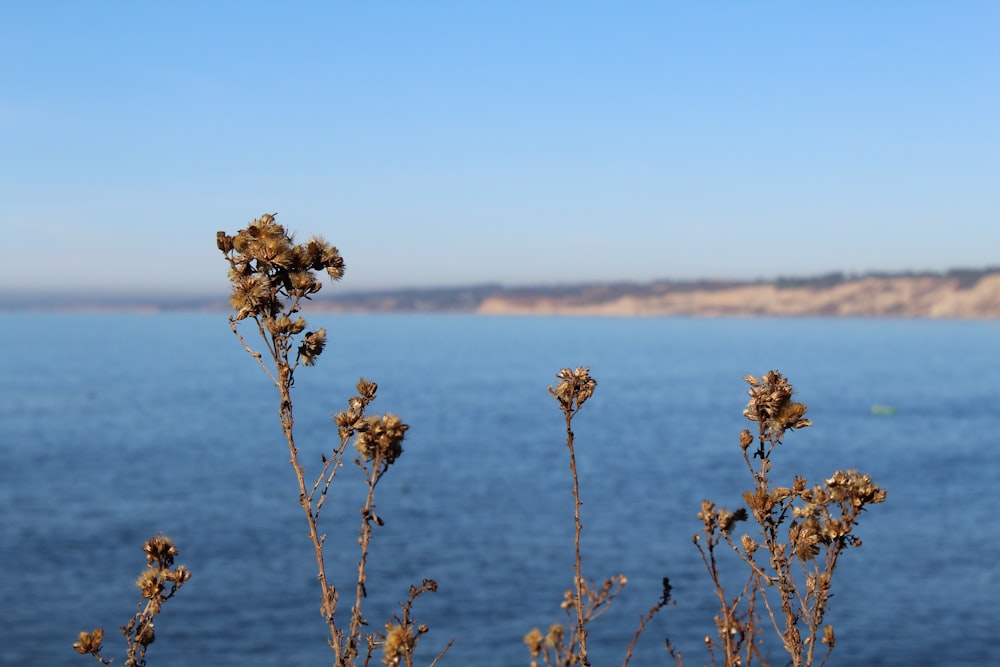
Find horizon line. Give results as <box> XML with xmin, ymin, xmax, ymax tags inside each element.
<box><xmin>5</xmin><ymin>264</ymin><xmax>1000</xmax><ymax>297</ymax></box>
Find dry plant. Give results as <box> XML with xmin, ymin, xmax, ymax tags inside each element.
<box><xmin>216</xmin><ymin>214</ymin><xmax>447</xmax><ymax>667</ymax></box>
<box><xmin>666</xmin><ymin>370</ymin><xmax>887</xmax><ymax>667</ymax></box>
<box><xmin>525</xmin><ymin>368</ymin><xmax>672</xmax><ymax>667</ymax></box>
<box><xmin>74</xmin><ymin>533</ymin><xmax>191</xmax><ymax>667</ymax></box>
<box><xmin>71</xmin><ymin>219</ymin><xmax>887</xmax><ymax>667</ymax></box>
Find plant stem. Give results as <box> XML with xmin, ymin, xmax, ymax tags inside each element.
<box><xmin>347</xmin><ymin>456</ymin><xmax>382</xmax><ymax>664</ymax></box>
<box><xmin>277</xmin><ymin>366</ymin><xmax>341</xmax><ymax>663</ymax></box>
<box><xmin>564</xmin><ymin>409</ymin><xmax>589</xmax><ymax>667</ymax></box>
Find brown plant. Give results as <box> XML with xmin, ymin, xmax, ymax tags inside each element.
<box><xmin>74</xmin><ymin>534</ymin><xmax>191</xmax><ymax>667</ymax></box>
<box><xmin>526</xmin><ymin>367</ymin><xmax>671</xmax><ymax>667</ymax></box>
<box><xmin>75</xmin><ymin>222</ymin><xmax>890</xmax><ymax>667</ymax></box>
<box><xmin>667</xmin><ymin>370</ymin><xmax>886</xmax><ymax>667</ymax></box>
<box><xmin>218</xmin><ymin>214</ymin><xmax>446</xmax><ymax>667</ymax></box>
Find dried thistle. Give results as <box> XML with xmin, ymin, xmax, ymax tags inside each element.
<box><xmin>381</xmin><ymin>622</ymin><xmax>415</xmax><ymax>666</ymax></box>
<box><xmin>354</xmin><ymin>414</ymin><xmax>409</xmax><ymax>466</ymax></box>
<box><xmin>523</xmin><ymin>627</ymin><xmax>545</xmax><ymax>658</ymax></box>
<box><xmin>298</xmin><ymin>328</ymin><xmax>327</xmax><ymax>366</ymax></box>
<box><xmin>685</xmin><ymin>371</ymin><xmax>886</xmax><ymax>667</ymax></box>
<box><xmin>548</xmin><ymin>367</ymin><xmax>597</xmax><ymax>416</ymax></box>
<box><xmin>142</xmin><ymin>533</ymin><xmax>178</xmax><ymax>568</ymax></box>
<box><xmin>545</xmin><ymin>623</ymin><xmax>566</xmax><ymax>648</ymax></box>
<box><xmin>220</xmin><ymin>220</ymin><xmax>447</xmax><ymax>667</ymax></box>
<box><xmin>73</xmin><ymin>628</ymin><xmax>104</xmax><ymax>657</ymax></box>
<box><xmin>535</xmin><ymin>367</ymin><xmax>667</xmax><ymax>667</ymax></box>
<box><xmin>742</xmin><ymin>370</ymin><xmax>812</xmax><ymax>450</ymax></box>
<box><xmin>218</xmin><ymin>213</ymin><xmax>344</xmax><ymax>328</ymax></box>
<box><xmin>74</xmin><ymin>534</ymin><xmax>190</xmax><ymax>667</ymax></box>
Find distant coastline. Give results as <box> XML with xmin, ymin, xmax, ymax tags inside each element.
<box><xmin>3</xmin><ymin>267</ymin><xmax>1000</xmax><ymax>318</ymax></box>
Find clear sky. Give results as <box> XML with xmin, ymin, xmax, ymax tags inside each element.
<box><xmin>2</xmin><ymin>2</ymin><xmax>997</xmax><ymax>295</ymax></box>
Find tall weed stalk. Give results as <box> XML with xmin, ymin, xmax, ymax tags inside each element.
<box><xmin>526</xmin><ymin>369</ymin><xmax>885</xmax><ymax>667</ymax></box>
<box><xmin>216</xmin><ymin>214</ymin><xmax>447</xmax><ymax>667</ymax></box>
<box><xmin>73</xmin><ymin>534</ymin><xmax>191</xmax><ymax>667</ymax></box>
<box><xmin>666</xmin><ymin>371</ymin><xmax>887</xmax><ymax>667</ymax></box>
<box><xmin>524</xmin><ymin>368</ymin><xmax>672</xmax><ymax>667</ymax></box>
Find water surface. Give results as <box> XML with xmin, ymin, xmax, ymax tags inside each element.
<box><xmin>1</xmin><ymin>314</ymin><xmax>997</xmax><ymax>666</ymax></box>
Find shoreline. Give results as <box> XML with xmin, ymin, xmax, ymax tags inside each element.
<box><xmin>3</xmin><ymin>269</ymin><xmax>999</xmax><ymax>318</ymax></box>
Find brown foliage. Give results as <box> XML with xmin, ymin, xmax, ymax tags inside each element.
<box><xmin>74</xmin><ymin>534</ymin><xmax>191</xmax><ymax>667</ymax></box>
<box><xmin>75</xmin><ymin>219</ymin><xmax>887</xmax><ymax>667</ymax></box>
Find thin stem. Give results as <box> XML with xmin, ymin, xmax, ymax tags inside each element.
<box><xmin>564</xmin><ymin>407</ymin><xmax>589</xmax><ymax>667</ymax></box>
<box><xmin>346</xmin><ymin>455</ymin><xmax>384</xmax><ymax>664</ymax></box>
<box><xmin>276</xmin><ymin>369</ymin><xmax>341</xmax><ymax>663</ymax></box>
<box><xmin>622</xmin><ymin>601</ymin><xmax>668</xmax><ymax>667</ymax></box>
<box><xmin>428</xmin><ymin>639</ymin><xmax>456</xmax><ymax>667</ymax></box>
<box><xmin>229</xmin><ymin>317</ymin><xmax>278</xmax><ymax>385</ymax></box>
<box><xmin>312</xmin><ymin>435</ymin><xmax>351</xmax><ymax>518</ymax></box>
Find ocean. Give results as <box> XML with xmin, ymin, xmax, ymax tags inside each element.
<box><xmin>1</xmin><ymin>313</ymin><xmax>997</xmax><ymax>666</ymax></box>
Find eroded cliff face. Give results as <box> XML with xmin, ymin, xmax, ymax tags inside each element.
<box><xmin>475</xmin><ymin>274</ymin><xmax>1000</xmax><ymax>317</ymax></box>
<box><xmin>10</xmin><ymin>271</ymin><xmax>1000</xmax><ymax>316</ymax></box>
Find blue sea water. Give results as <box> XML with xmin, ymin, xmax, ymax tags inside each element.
<box><xmin>0</xmin><ymin>313</ymin><xmax>998</xmax><ymax>666</ymax></box>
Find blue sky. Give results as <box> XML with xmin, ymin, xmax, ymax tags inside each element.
<box><xmin>2</xmin><ymin>2</ymin><xmax>997</xmax><ymax>295</ymax></box>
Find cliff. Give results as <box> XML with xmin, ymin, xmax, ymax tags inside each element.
<box><xmin>5</xmin><ymin>268</ymin><xmax>1000</xmax><ymax>317</ymax></box>
<box><xmin>474</xmin><ymin>272</ymin><xmax>1000</xmax><ymax>318</ymax></box>
<box><xmin>319</xmin><ymin>268</ymin><xmax>1000</xmax><ymax>318</ymax></box>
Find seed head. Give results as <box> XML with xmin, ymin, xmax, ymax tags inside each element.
<box><xmin>143</xmin><ymin>533</ymin><xmax>178</xmax><ymax>568</ymax></box>
<box><xmin>73</xmin><ymin>628</ymin><xmax>104</xmax><ymax>655</ymax></box>
<box><xmin>549</xmin><ymin>367</ymin><xmax>597</xmax><ymax>414</ymax></box>
<box><xmin>357</xmin><ymin>378</ymin><xmax>378</xmax><ymax>401</ymax></box>
<box><xmin>523</xmin><ymin>627</ymin><xmax>544</xmax><ymax>657</ymax></box>
<box><xmin>789</xmin><ymin>519</ymin><xmax>822</xmax><ymax>561</ymax></box>
<box><xmin>135</xmin><ymin>569</ymin><xmax>164</xmax><ymax>600</ymax></box>
<box><xmin>298</xmin><ymin>328</ymin><xmax>327</xmax><ymax>366</ymax></box>
<box><xmin>742</xmin><ymin>370</ymin><xmax>811</xmax><ymax>444</ymax></box>
<box><xmin>825</xmin><ymin>470</ymin><xmax>887</xmax><ymax>507</ymax></box>
<box><xmin>219</xmin><ymin>215</ymin><xmax>347</xmax><ymax>321</ymax></box>
<box><xmin>354</xmin><ymin>414</ymin><xmax>408</xmax><ymax>464</ymax></box>
<box><xmin>382</xmin><ymin>622</ymin><xmax>415</xmax><ymax>665</ymax></box>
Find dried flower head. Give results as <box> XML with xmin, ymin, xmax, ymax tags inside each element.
<box><xmin>229</xmin><ymin>275</ymin><xmax>279</xmax><ymax>321</ymax></box>
<box><xmin>825</xmin><ymin>470</ymin><xmax>887</xmax><ymax>508</ymax></box>
<box><xmin>143</xmin><ymin>534</ymin><xmax>178</xmax><ymax>568</ymax></box>
<box><xmin>354</xmin><ymin>414</ymin><xmax>409</xmax><ymax>464</ymax></box>
<box><xmin>697</xmin><ymin>499</ymin><xmax>717</xmax><ymax>531</ymax></box>
<box><xmin>73</xmin><ymin>628</ymin><xmax>104</xmax><ymax>655</ymax></box>
<box><xmin>298</xmin><ymin>328</ymin><xmax>327</xmax><ymax>366</ymax></box>
<box><xmin>742</xmin><ymin>370</ymin><xmax>812</xmax><ymax>444</ymax></box>
<box><xmin>164</xmin><ymin>565</ymin><xmax>192</xmax><ymax>585</ymax></box>
<box><xmin>382</xmin><ymin>622</ymin><xmax>415</xmax><ymax>665</ymax></box>
<box><xmin>718</xmin><ymin>507</ymin><xmax>748</xmax><ymax>534</ymax></box>
<box><xmin>560</xmin><ymin>588</ymin><xmax>575</xmax><ymax>610</ymax></box>
<box><xmin>218</xmin><ymin>214</ymin><xmax>346</xmax><ymax>323</ymax></box>
<box><xmin>545</xmin><ymin>623</ymin><xmax>566</xmax><ymax>648</ymax></box>
<box><xmin>549</xmin><ymin>367</ymin><xmax>597</xmax><ymax>415</ymax></box>
<box><xmin>523</xmin><ymin>627</ymin><xmax>544</xmax><ymax>657</ymax></box>
<box><xmin>357</xmin><ymin>378</ymin><xmax>378</xmax><ymax>401</ymax></box>
<box><xmin>789</xmin><ymin>519</ymin><xmax>823</xmax><ymax>561</ymax></box>
<box><xmin>136</xmin><ymin>569</ymin><xmax>165</xmax><ymax>601</ymax></box>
